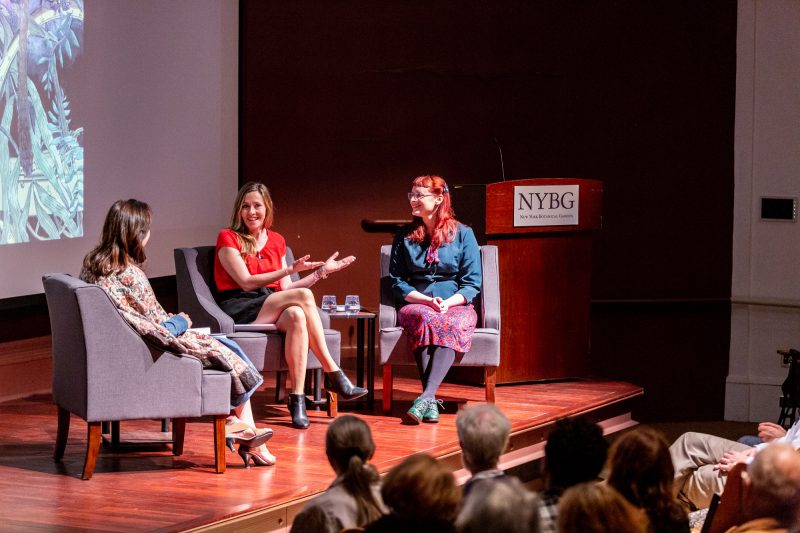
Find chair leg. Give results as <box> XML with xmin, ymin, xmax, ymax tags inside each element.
<box><xmin>82</xmin><ymin>422</ymin><xmax>102</xmax><ymax>480</ymax></box>
<box><xmin>213</xmin><ymin>415</ymin><xmax>226</xmax><ymax>474</ymax></box>
<box><xmin>111</xmin><ymin>420</ymin><xmax>121</xmax><ymax>451</ymax></box>
<box><xmin>485</xmin><ymin>366</ymin><xmax>497</xmax><ymax>404</ymax></box>
<box><xmin>54</xmin><ymin>406</ymin><xmax>70</xmax><ymax>462</ymax></box>
<box><xmin>314</xmin><ymin>368</ymin><xmax>322</xmax><ymax>403</ymax></box>
<box><xmin>326</xmin><ymin>391</ymin><xmax>338</xmax><ymax>418</ymax></box>
<box><xmin>275</xmin><ymin>371</ymin><xmax>285</xmax><ymax>404</ymax></box>
<box><xmin>172</xmin><ymin>418</ymin><xmax>186</xmax><ymax>456</ymax></box>
<box><xmin>383</xmin><ymin>365</ymin><xmax>393</xmax><ymax>414</ymax></box>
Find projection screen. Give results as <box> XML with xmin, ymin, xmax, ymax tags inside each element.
<box><xmin>0</xmin><ymin>0</ymin><xmax>238</xmax><ymax>299</ymax></box>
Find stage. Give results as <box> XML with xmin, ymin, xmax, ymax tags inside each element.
<box><xmin>0</xmin><ymin>375</ymin><xmax>642</xmax><ymax>532</ymax></box>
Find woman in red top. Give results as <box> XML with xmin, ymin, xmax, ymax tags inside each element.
<box><xmin>215</xmin><ymin>182</ymin><xmax>366</xmax><ymax>429</ymax></box>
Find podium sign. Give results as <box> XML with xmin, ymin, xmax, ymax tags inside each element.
<box><xmin>514</xmin><ymin>185</ymin><xmax>579</xmax><ymax>227</ymax></box>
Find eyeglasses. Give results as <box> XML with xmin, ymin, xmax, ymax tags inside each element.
<box><xmin>407</xmin><ymin>193</ymin><xmax>437</xmax><ymax>201</ymax></box>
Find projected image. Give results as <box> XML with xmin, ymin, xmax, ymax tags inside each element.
<box><xmin>0</xmin><ymin>0</ymin><xmax>83</xmax><ymax>245</ymax></box>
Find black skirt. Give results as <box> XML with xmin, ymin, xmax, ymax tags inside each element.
<box><xmin>216</xmin><ymin>287</ymin><xmax>275</xmax><ymax>324</ymax></box>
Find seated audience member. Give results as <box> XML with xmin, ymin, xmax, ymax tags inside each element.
<box><xmin>81</xmin><ymin>199</ymin><xmax>275</xmax><ymax>466</ymax></box>
<box><xmin>670</xmin><ymin>419</ymin><xmax>800</xmax><ymax>510</ymax></box>
<box><xmin>364</xmin><ymin>453</ymin><xmax>460</xmax><ymax>533</ymax></box>
<box><xmin>608</xmin><ymin>428</ymin><xmax>689</xmax><ymax>533</ymax></box>
<box><xmin>215</xmin><ymin>182</ymin><xmax>364</xmax><ymax>429</ymax></box>
<box><xmin>456</xmin><ymin>476</ymin><xmax>540</xmax><ymax>533</ymax></box>
<box><xmin>538</xmin><ymin>417</ymin><xmax>609</xmax><ymax>533</ymax></box>
<box><xmin>290</xmin><ymin>415</ymin><xmax>386</xmax><ymax>533</ymax></box>
<box><xmin>557</xmin><ymin>482</ymin><xmax>646</xmax><ymax>533</ymax></box>
<box><xmin>724</xmin><ymin>442</ymin><xmax>800</xmax><ymax>532</ymax></box>
<box><xmin>456</xmin><ymin>404</ymin><xmax>512</xmax><ymax>495</ymax></box>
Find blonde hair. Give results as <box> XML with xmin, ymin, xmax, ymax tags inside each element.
<box><xmin>227</xmin><ymin>181</ymin><xmax>275</xmax><ymax>258</ymax></box>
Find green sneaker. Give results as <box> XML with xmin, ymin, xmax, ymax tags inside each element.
<box><xmin>422</xmin><ymin>398</ymin><xmax>444</xmax><ymax>423</ymax></box>
<box><xmin>405</xmin><ymin>397</ymin><xmax>431</xmax><ymax>425</ymax></box>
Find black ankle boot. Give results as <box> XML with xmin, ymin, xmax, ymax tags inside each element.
<box><xmin>287</xmin><ymin>393</ymin><xmax>309</xmax><ymax>429</ymax></box>
<box><xmin>323</xmin><ymin>370</ymin><xmax>368</xmax><ymax>401</ymax></box>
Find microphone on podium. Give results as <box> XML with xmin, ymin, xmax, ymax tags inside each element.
<box><xmin>493</xmin><ymin>137</ymin><xmax>506</xmax><ymax>181</ymax></box>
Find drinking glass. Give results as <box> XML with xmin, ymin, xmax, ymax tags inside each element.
<box><xmin>345</xmin><ymin>294</ymin><xmax>360</xmax><ymax>313</ymax></box>
<box><xmin>321</xmin><ymin>295</ymin><xmax>337</xmax><ymax>313</ymax></box>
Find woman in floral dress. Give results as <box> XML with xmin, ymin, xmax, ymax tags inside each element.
<box><xmin>81</xmin><ymin>199</ymin><xmax>275</xmax><ymax>467</ymax></box>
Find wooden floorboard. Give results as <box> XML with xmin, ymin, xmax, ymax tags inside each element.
<box><xmin>0</xmin><ymin>376</ymin><xmax>642</xmax><ymax>532</ymax></box>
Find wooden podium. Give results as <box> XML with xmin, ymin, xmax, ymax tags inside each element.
<box><xmin>486</xmin><ymin>178</ymin><xmax>602</xmax><ymax>384</ymax></box>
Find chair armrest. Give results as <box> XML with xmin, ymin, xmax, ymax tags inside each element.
<box><xmin>480</xmin><ymin>245</ymin><xmax>501</xmax><ymax>331</ymax></box>
<box><xmin>379</xmin><ymin>301</ymin><xmax>397</xmax><ymax>329</ymax></box>
<box><xmin>234</xmin><ymin>323</ymin><xmax>278</xmax><ymax>332</ymax></box>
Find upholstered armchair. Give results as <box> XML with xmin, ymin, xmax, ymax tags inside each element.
<box><xmin>378</xmin><ymin>244</ymin><xmax>500</xmax><ymax>413</ymax></box>
<box><xmin>174</xmin><ymin>245</ymin><xmax>341</xmax><ymax>410</ymax></box>
<box><xmin>42</xmin><ymin>273</ymin><xmax>231</xmax><ymax>479</ymax></box>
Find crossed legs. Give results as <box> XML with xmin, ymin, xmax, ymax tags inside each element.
<box><xmin>254</xmin><ymin>288</ymin><xmax>339</xmax><ymax>395</ymax></box>
<box><xmin>669</xmin><ymin>431</ymin><xmax>752</xmax><ymax>510</ymax></box>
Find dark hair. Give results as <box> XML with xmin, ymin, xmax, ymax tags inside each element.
<box><xmin>381</xmin><ymin>453</ymin><xmax>460</xmax><ymax>523</ymax></box>
<box><xmin>544</xmin><ymin>417</ymin><xmax>608</xmax><ymax>490</ymax></box>
<box><xmin>557</xmin><ymin>482</ymin><xmax>644</xmax><ymax>533</ymax></box>
<box><xmin>608</xmin><ymin>427</ymin><xmax>687</xmax><ymax>528</ymax></box>
<box><xmin>228</xmin><ymin>181</ymin><xmax>275</xmax><ymax>258</ymax></box>
<box><xmin>325</xmin><ymin>415</ymin><xmax>383</xmax><ymax>526</ymax></box>
<box><xmin>82</xmin><ymin>199</ymin><xmax>152</xmax><ymax>279</ymax></box>
<box><xmin>406</xmin><ymin>175</ymin><xmax>458</xmax><ymax>250</ymax></box>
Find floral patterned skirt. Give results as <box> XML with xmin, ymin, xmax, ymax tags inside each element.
<box><xmin>398</xmin><ymin>304</ymin><xmax>477</xmax><ymax>353</ymax></box>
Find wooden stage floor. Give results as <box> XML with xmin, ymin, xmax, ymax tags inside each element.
<box><xmin>0</xmin><ymin>376</ymin><xmax>642</xmax><ymax>532</ymax></box>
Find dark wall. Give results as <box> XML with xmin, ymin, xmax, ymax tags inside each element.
<box><xmin>241</xmin><ymin>1</ymin><xmax>736</xmax><ymax>421</ymax></box>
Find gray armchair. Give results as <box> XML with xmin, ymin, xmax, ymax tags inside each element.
<box><xmin>174</xmin><ymin>245</ymin><xmax>341</xmax><ymax>412</ymax></box>
<box><xmin>379</xmin><ymin>244</ymin><xmax>500</xmax><ymax>413</ymax></box>
<box><xmin>42</xmin><ymin>273</ymin><xmax>231</xmax><ymax>480</ymax></box>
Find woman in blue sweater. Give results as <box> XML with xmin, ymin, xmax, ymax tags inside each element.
<box><xmin>389</xmin><ymin>175</ymin><xmax>482</xmax><ymax>424</ymax></box>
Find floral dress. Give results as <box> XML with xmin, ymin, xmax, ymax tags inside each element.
<box><xmin>81</xmin><ymin>263</ymin><xmax>262</xmax><ymax>406</ymax></box>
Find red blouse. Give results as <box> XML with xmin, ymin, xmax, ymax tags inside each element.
<box><xmin>214</xmin><ymin>228</ymin><xmax>286</xmax><ymax>292</ymax></box>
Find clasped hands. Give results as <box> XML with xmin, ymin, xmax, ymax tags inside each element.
<box><xmin>289</xmin><ymin>251</ymin><xmax>356</xmax><ymax>276</ymax></box>
<box><xmin>427</xmin><ymin>296</ymin><xmax>449</xmax><ymax>314</ymax></box>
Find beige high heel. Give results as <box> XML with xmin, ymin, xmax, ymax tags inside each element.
<box><xmin>238</xmin><ymin>444</ymin><xmax>276</xmax><ymax>467</ymax></box>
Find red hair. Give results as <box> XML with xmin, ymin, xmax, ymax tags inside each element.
<box><xmin>406</xmin><ymin>175</ymin><xmax>458</xmax><ymax>250</ymax></box>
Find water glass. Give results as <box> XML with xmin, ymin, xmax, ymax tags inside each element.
<box><xmin>321</xmin><ymin>295</ymin><xmax>337</xmax><ymax>313</ymax></box>
<box><xmin>345</xmin><ymin>294</ymin><xmax>360</xmax><ymax>313</ymax></box>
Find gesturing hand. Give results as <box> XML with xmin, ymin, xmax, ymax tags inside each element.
<box><xmin>322</xmin><ymin>251</ymin><xmax>356</xmax><ymax>274</ymax></box>
<box><xmin>291</xmin><ymin>254</ymin><xmax>325</xmax><ymax>274</ymax></box>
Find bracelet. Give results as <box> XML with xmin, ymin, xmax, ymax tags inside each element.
<box><xmin>313</xmin><ymin>267</ymin><xmax>328</xmax><ymax>281</ymax></box>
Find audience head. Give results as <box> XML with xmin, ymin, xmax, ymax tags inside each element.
<box><xmin>743</xmin><ymin>442</ymin><xmax>800</xmax><ymax>527</ymax></box>
<box><xmin>456</xmin><ymin>403</ymin><xmax>511</xmax><ymax>474</ymax></box>
<box><xmin>381</xmin><ymin>453</ymin><xmax>460</xmax><ymax>524</ymax></box>
<box><xmin>544</xmin><ymin>417</ymin><xmax>608</xmax><ymax>490</ymax></box>
<box><xmin>557</xmin><ymin>482</ymin><xmax>645</xmax><ymax>533</ymax></box>
<box><xmin>607</xmin><ymin>427</ymin><xmax>683</xmax><ymax>524</ymax></box>
<box><xmin>456</xmin><ymin>476</ymin><xmax>540</xmax><ymax>533</ymax></box>
<box><xmin>82</xmin><ymin>199</ymin><xmax>152</xmax><ymax>278</ymax></box>
<box><xmin>324</xmin><ymin>415</ymin><xmax>382</xmax><ymax>525</ymax></box>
